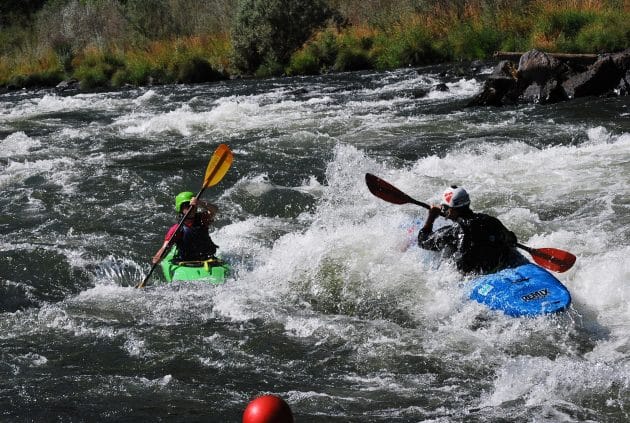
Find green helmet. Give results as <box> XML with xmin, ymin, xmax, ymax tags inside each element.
<box><xmin>175</xmin><ymin>191</ymin><xmax>195</xmax><ymax>212</ymax></box>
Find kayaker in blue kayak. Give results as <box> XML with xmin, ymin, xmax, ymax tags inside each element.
<box><xmin>151</xmin><ymin>191</ymin><xmax>219</xmax><ymax>264</ymax></box>
<box><xmin>418</xmin><ymin>185</ymin><xmax>526</xmax><ymax>274</ymax></box>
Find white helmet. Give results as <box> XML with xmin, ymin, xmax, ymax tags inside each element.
<box><xmin>442</xmin><ymin>185</ymin><xmax>470</xmax><ymax>208</ymax></box>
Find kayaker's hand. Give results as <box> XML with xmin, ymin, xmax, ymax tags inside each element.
<box><xmin>420</xmin><ymin>205</ymin><xmax>441</xmax><ymax>234</ymax></box>
<box><xmin>426</xmin><ymin>205</ymin><xmax>441</xmax><ymax>222</ymax></box>
<box><xmin>152</xmin><ymin>246</ymin><xmax>165</xmax><ymax>264</ymax></box>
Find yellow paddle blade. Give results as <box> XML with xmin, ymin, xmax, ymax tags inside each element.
<box><xmin>203</xmin><ymin>144</ymin><xmax>233</xmax><ymax>188</ymax></box>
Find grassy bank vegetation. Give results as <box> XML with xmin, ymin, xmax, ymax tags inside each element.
<box><xmin>287</xmin><ymin>0</ymin><xmax>630</xmax><ymax>75</ymax></box>
<box><xmin>0</xmin><ymin>0</ymin><xmax>628</xmax><ymax>90</ymax></box>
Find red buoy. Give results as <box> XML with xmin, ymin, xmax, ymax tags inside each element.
<box><xmin>242</xmin><ymin>394</ymin><xmax>294</xmax><ymax>423</ymax></box>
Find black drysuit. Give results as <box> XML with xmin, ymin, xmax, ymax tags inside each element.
<box><xmin>174</xmin><ymin>213</ymin><xmax>218</xmax><ymax>262</ymax></box>
<box><xmin>417</xmin><ymin>211</ymin><xmax>526</xmax><ymax>274</ymax></box>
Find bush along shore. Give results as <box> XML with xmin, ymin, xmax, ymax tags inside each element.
<box><xmin>0</xmin><ymin>0</ymin><xmax>629</xmax><ymax>97</ymax></box>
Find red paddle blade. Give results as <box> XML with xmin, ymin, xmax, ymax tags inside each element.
<box><xmin>365</xmin><ymin>173</ymin><xmax>415</xmax><ymax>205</ymax></box>
<box><xmin>529</xmin><ymin>247</ymin><xmax>576</xmax><ymax>273</ymax></box>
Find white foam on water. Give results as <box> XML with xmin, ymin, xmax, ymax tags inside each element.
<box><xmin>118</xmin><ymin>96</ymin><xmax>306</xmax><ymax>137</ymax></box>
<box><xmin>0</xmin><ymin>92</ymin><xmax>130</xmax><ymax>122</ymax></box>
<box><xmin>0</xmin><ymin>157</ymin><xmax>77</xmax><ymax>190</ymax></box>
<box><xmin>205</xmin><ymin>125</ymin><xmax>630</xmax><ymax>412</ymax></box>
<box><xmin>0</xmin><ymin>132</ymin><xmax>41</xmax><ymax>157</ymax></box>
<box><xmin>426</xmin><ymin>77</ymin><xmax>482</xmax><ymax>100</ymax></box>
<box><xmin>211</xmin><ymin>143</ymin><xmax>459</xmax><ymax>331</ymax></box>
<box><xmin>133</xmin><ymin>89</ymin><xmax>162</xmax><ymax>105</ymax></box>
<box><xmin>113</xmin><ymin>70</ymin><xmax>480</xmax><ymax>141</ymax></box>
<box><xmin>571</xmin><ymin>247</ymin><xmax>630</xmax><ymax>328</ymax></box>
<box><xmin>481</xmin><ymin>355</ymin><xmax>630</xmax><ymax>412</ymax></box>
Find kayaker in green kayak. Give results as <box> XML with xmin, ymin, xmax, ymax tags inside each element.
<box><xmin>418</xmin><ymin>185</ymin><xmax>526</xmax><ymax>274</ymax></box>
<box><xmin>151</xmin><ymin>191</ymin><xmax>220</xmax><ymax>265</ymax></box>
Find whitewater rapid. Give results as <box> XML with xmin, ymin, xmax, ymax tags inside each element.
<box><xmin>1</xmin><ymin>66</ymin><xmax>629</xmax><ymax>421</ymax></box>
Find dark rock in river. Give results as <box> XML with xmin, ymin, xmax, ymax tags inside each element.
<box><xmin>432</xmin><ymin>83</ymin><xmax>449</xmax><ymax>92</ymax></box>
<box><xmin>517</xmin><ymin>49</ymin><xmax>565</xmax><ymax>85</ymax></box>
<box><xmin>563</xmin><ymin>56</ymin><xmax>622</xmax><ymax>98</ymax></box>
<box><xmin>55</xmin><ymin>78</ymin><xmax>80</xmax><ymax>93</ymax></box>
<box><xmin>466</xmin><ymin>60</ymin><xmax>519</xmax><ymax>106</ymax></box>
<box><xmin>467</xmin><ymin>48</ymin><xmax>630</xmax><ymax>106</ymax></box>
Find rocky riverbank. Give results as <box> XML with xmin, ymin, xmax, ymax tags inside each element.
<box><xmin>467</xmin><ymin>49</ymin><xmax>630</xmax><ymax>106</ymax></box>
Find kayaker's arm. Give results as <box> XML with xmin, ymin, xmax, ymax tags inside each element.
<box><xmin>190</xmin><ymin>197</ymin><xmax>218</xmax><ymax>223</ymax></box>
<box><xmin>418</xmin><ymin>205</ymin><xmax>442</xmax><ymax>238</ymax></box>
<box><xmin>152</xmin><ymin>225</ymin><xmax>180</xmax><ymax>264</ymax></box>
<box><xmin>418</xmin><ymin>206</ymin><xmax>453</xmax><ymax>251</ymax></box>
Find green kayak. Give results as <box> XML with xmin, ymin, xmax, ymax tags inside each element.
<box><xmin>160</xmin><ymin>247</ymin><xmax>229</xmax><ymax>284</ymax></box>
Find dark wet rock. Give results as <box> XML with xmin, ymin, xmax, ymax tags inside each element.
<box><xmin>435</xmin><ymin>61</ymin><xmax>480</xmax><ymax>80</ymax></box>
<box><xmin>517</xmin><ymin>49</ymin><xmax>564</xmax><ymax>85</ymax></box>
<box><xmin>466</xmin><ymin>60</ymin><xmax>519</xmax><ymax>106</ymax></box>
<box><xmin>432</xmin><ymin>83</ymin><xmax>449</xmax><ymax>92</ymax></box>
<box><xmin>562</xmin><ymin>56</ymin><xmax>623</xmax><ymax>98</ymax></box>
<box><xmin>55</xmin><ymin>78</ymin><xmax>80</xmax><ymax>92</ymax></box>
<box><xmin>612</xmin><ymin>49</ymin><xmax>630</xmax><ymax>70</ymax></box>
<box><xmin>467</xmin><ymin>49</ymin><xmax>630</xmax><ymax>106</ymax></box>
<box><xmin>616</xmin><ymin>70</ymin><xmax>630</xmax><ymax>95</ymax></box>
<box><xmin>412</xmin><ymin>88</ymin><xmax>429</xmax><ymax>98</ymax></box>
<box><xmin>379</xmin><ymin>88</ymin><xmax>429</xmax><ymax>100</ymax></box>
<box><xmin>470</xmin><ymin>60</ymin><xmax>484</xmax><ymax>72</ymax></box>
<box><xmin>521</xmin><ymin>79</ymin><xmax>568</xmax><ymax>104</ymax></box>
<box><xmin>290</xmin><ymin>88</ymin><xmax>309</xmax><ymax>96</ymax></box>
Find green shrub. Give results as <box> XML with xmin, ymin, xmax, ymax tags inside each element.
<box><xmin>117</xmin><ymin>59</ymin><xmax>154</xmax><ymax>86</ymax></box>
<box><xmin>371</xmin><ymin>33</ymin><xmax>402</xmax><ymax>70</ymax></box>
<box><xmin>171</xmin><ymin>56</ymin><xmax>225</xmax><ymax>83</ymax></box>
<box><xmin>533</xmin><ymin>9</ymin><xmax>598</xmax><ymax>51</ymax></box>
<box><xmin>231</xmin><ymin>0</ymin><xmax>334</xmax><ymax>74</ymax></box>
<box><xmin>498</xmin><ymin>34</ymin><xmax>530</xmax><ymax>53</ymax></box>
<box><xmin>448</xmin><ymin>23</ymin><xmax>502</xmax><ymax>60</ymax></box>
<box><xmin>286</xmin><ymin>47</ymin><xmax>321</xmax><ymax>75</ymax></box>
<box><xmin>74</xmin><ymin>65</ymin><xmax>109</xmax><ymax>89</ymax></box>
<box><xmin>110</xmin><ymin>68</ymin><xmax>130</xmax><ymax>87</ymax></box>
<box><xmin>316</xmin><ymin>30</ymin><xmax>340</xmax><ymax>68</ymax></box>
<box><xmin>549</xmin><ymin>10</ymin><xmax>597</xmax><ymax>39</ymax></box>
<box><xmin>72</xmin><ymin>49</ymin><xmax>125</xmax><ymax>89</ymax></box>
<box><xmin>575</xmin><ymin>14</ymin><xmax>630</xmax><ymax>53</ymax></box>
<box><xmin>254</xmin><ymin>58</ymin><xmax>284</xmax><ymax>78</ymax></box>
<box><xmin>372</xmin><ymin>23</ymin><xmax>444</xmax><ymax>70</ymax></box>
<box><xmin>334</xmin><ymin>46</ymin><xmax>371</xmax><ymax>72</ymax></box>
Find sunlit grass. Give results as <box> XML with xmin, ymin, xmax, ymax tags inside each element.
<box><xmin>287</xmin><ymin>0</ymin><xmax>628</xmax><ymax>75</ymax></box>
<box><xmin>0</xmin><ymin>49</ymin><xmax>64</xmax><ymax>87</ymax></box>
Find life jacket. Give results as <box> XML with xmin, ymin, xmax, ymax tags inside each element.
<box><xmin>455</xmin><ymin>213</ymin><xmax>522</xmax><ymax>274</ymax></box>
<box><xmin>173</xmin><ymin>213</ymin><xmax>218</xmax><ymax>262</ymax></box>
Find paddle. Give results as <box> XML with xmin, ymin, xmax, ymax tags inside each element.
<box><xmin>365</xmin><ymin>173</ymin><xmax>576</xmax><ymax>273</ymax></box>
<box><xmin>136</xmin><ymin>144</ymin><xmax>234</xmax><ymax>288</ymax></box>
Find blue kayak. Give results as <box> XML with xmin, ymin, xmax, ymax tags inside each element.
<box><xmin>402</xmin><ymin>219</ymin><xmax>571</xmax><ymax>317</ymax></box>
<box><xmin>468</xmin><ymin>263</ymin><xmax>571</xmax><ymax>317</ymax></box>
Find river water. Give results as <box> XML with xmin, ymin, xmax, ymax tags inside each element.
<box><xmin>1</xmin><ymin>65</ymin><xmax>629</xmax><ymax>422</ymax></box>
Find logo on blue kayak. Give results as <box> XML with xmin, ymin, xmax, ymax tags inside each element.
<box><xmin>522</xmin><ymin>289</ymin><xmax>548</xmax><ymax>302</ymax></box>
<box><xmin>478</xmin><ymin>284</ymin><xmax>493</xmax><ymax>296</ymax></box>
